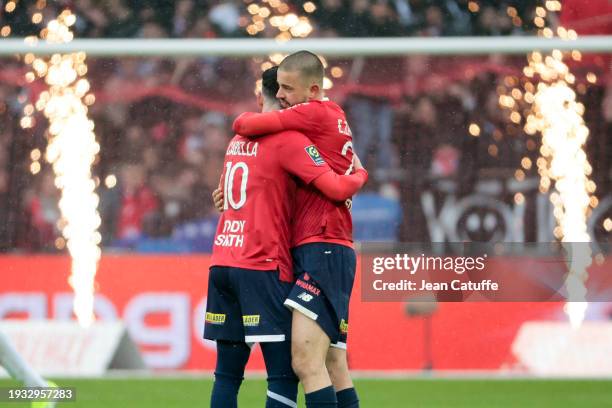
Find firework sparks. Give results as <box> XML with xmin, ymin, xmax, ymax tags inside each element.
<box><xmin>528</xmin><ymin>65</ymin><xmax>592</xmax><ymax>326</ymax></box>
<box><xmin>25</xmin><ymin>10</ymin><xmax>101</xmax><ymax>327</ymax></box>
<box><xmin>499</xmin><ymin>2</ymin><xmax>595</xmax><ymax>328</ymax></box>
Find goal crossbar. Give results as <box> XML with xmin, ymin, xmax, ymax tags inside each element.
<box><xmin>0</xmin><ymin>36</ymin><xmax>611</xmax><ymax>57</ymax></box>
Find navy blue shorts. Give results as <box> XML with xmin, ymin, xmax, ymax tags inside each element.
<box><xmin>284</xmin><ymin>243</ymin><xmax>357</xmax><ymax>349</ymax></box>
<box><xmin>204</xmin><ymin>266</ymin><xmax>294</xmax><ymax>343</ymax></box>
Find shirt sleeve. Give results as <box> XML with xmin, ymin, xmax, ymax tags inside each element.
<box><xmin>277</xmin><ymin>131</ymin><xmax>331</xmax><ymax>185</ymax></box>
<box><xmin>278</xmin><ymin>132</ymin><xmax>368</xmax><ymax>201</ymax></box>
<box><xmin>232</xmin><ymin>102</ymin><xmax>321</xmax><ymax>138</ymax></box>
<box><xmin>232</xmin><ymin>111</ymin><xmax>283</xmax><ymax>137</ymax></box>
<box><xmin>311</xmin><ymin>169</ymin><xmax>368</xmax><ymax>201</ymax></box>
<box><xmin>274</xmin><ymin>102</ymin><xmax>321</xmax><ymax>132</ymax></box>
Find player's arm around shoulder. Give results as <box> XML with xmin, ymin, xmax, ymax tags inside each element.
<box><xmin>232</xmin><ymin>111</ymin><xmax>283</xmax><ymax>137</ymax></box>
<box><xmin>274</xmin><ymin>100</ymin><xmax>326</xmax><ymax>132</ymax></box>
<box><xmin>232</xmin><ymin>101</ymin><xmax>324</xmax><ymax>137</ymax></box>
<box><xmin>310</xmin><ymin>153</ymin><xmax>368</xmax><ymax>202</ymax></box>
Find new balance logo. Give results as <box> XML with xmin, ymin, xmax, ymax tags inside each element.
<box><xmin>297</xmin><ymin>292</ymin><xmax>314</xmax><ymax>302</ymax></box>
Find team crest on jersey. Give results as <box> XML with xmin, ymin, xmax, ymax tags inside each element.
<box><xmin>305</xmin><ymin>145</ymin><xmax>325</xmax><ymax>166</ymax></box>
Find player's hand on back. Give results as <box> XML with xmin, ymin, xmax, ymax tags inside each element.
<box><xmin>352</xmin><ymin>152</ymin><xmax>364</xmax><ymax>172</ymax></box>
<box><xmin>212</xmin><ymin>188</ymin><xmax>224</xmax><ymax>212</ymax></box>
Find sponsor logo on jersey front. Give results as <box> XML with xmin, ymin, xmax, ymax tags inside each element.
<box><xmin>305</xmin><ymin>145</ymin><xmax>325</xmax><ymax>166</ymax></box>
<box><xmin>296</xmin><ymin>278</ymin><xmax>321</xmax><ymax>296</ymax></box>
<box><xmin>242</xmin><ymin>315</ymin><xmax>260</xmax><ymax>327</ymax></box>
<box><xmin>215</xmin><ymin>220</ymin><xmax>245</xmax><ymax>248</ymax></box>
<box><xmin>206</xmin><ymin>312</ymin><xmax>226</xmax><ymax>325</ymax></box>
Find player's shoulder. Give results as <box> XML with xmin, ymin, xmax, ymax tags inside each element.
<box><xmin>305</xmin><ymin>98</ymin><xmax>345</xmax><ymax>119</ymax></box>
<box><xmin>225</xmin><ymin>134</ymin><xmax>258</xmax><ymax>157</ymax></box>
<box><xmin>284</xmin><ymin>100</ymin><xmax>321</xmax><ymax>112</ymax></box>
<box><xmin>261</xmin><ymin>130</ymin><xmax>310</xmax><ymax>151</ymax></box>
<box><xmin>321</xmin><ymin>99</ymin><xmax>344</xmax><ymax>114</ymax></box>
<box><xmin>229</xmin><ymin>134</ymin><xmax>247</xmax><ymax>143</ymax></box>
<box><xmin>267</xmin><ymin>129</ymin><xmax>308</xmax><ymax>141</ymax></box>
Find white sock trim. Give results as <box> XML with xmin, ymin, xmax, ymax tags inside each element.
<box><xmin>267</xmin><ymin>390</ymin><xmax>297</xmax><ymax>408</ymax></box>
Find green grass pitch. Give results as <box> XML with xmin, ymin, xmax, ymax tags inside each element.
<box><xmin>1</xmin><ymin>377</ymin><xmax>611</xmax><ymax>407</ymax></box>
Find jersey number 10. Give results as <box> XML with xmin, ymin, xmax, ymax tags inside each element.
<box><xmin>223</xmin><ymin>161</ymin><xmax>249</xmax><ymax>210</ymax></box>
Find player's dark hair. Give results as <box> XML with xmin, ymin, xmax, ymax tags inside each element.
<box><xmin>261</xmin><ymin>66</ymin><xmax>279</xmax><ymax>101</ymax></box>
<box><xmin>279</xmin><ymin>50</ymin><xmax>324</xmax><ymax>87</ymax></box>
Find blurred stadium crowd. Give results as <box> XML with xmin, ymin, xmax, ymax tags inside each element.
<box><xmin>3</xmin><ymin>0</ymin><xmax>558</xmax><ymax>39</ymax></box>
<box><xmin>0</xmin><ymin>0</ymin><xmax>610</xmax><ymax>252</ymax></box>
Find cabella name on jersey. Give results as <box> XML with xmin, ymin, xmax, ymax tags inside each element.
<box><xmin>226</xmin><ymin>140</ymin><xmax>258</xmax><ymax>157</ymax></box>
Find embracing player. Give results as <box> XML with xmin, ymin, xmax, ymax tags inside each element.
<box><xmin>204</xmin><ymin>66</ymin><xmax>368</xmax><ymax>408</ymax></box>
<box><xmin>232</xmin><ymin>51</ymin><xmax>361</xmax><ymax>408</ymax></box>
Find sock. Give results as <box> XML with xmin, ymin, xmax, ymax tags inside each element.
<box><xmin>0</xmin><ymin>331</ymin><xmax>47</xmax><ymax>387</ymax></box>
<box><xmin>210</xmin><ymin>341</ymin><xmax>251</xmax><ymax>408</ymax></box>
<box><xmin>305</xmin><ymin>385</ymin><xmax>337</xmax><ymax>408</ymax></box>
<box><xmin>337</xmin><ymin>387</ymin><xmax>359</xmax><ymax>408</ymax></box>
<box><xmin>266</xmin><ymin>379</ymin><xmax>299</xmax><ymax>408</ymax></box>
<box><xmin>261</xmin><ymin>342</ymin><xmax>299</xmax><ymax>408</ymax></box>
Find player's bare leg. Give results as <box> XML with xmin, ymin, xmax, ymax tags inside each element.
<box><xmin>327</xmin><ymin>347</ymin><xmax>360</xmax><ymax>407</ymax></box>
<box><xmin>292</xmin><ymin>309</ymin><xmax>342</xmax><ymax>406</ymax></box>
<box><xmin>291</xmin><ymin>310</ymin><xmax>332</xmax><ymax>392</ymax></box>
<box><xmin>291</xmin><ymin>310</ymin><xmax>338</xmax><ymax>406</ymax></box>
<box><xmin>326</xmin><ymin>347</ymin><xmax>353</xmax><ymax>391</ymax></box>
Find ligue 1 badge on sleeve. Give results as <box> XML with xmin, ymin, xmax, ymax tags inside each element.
<box><xmin>305</xmin><ymin>145</ymin><xmax>325</xmax><ymax>166</ymax></box>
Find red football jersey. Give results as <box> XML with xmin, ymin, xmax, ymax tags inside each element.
<box><xmin>210</xmin><ymin>130</ymin><xmax>333</xmax><ymax>282</ymax></box>
<box><xmin>234</xmin><ymin>100</ymin><xmax>355</xmax><ymax>247</ymax></box>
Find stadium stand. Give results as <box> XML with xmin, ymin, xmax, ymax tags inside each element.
<box><xmin>0</xmin><ymin>0</ymin><xmax>609</xmax><ymax>252</ymax></box>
